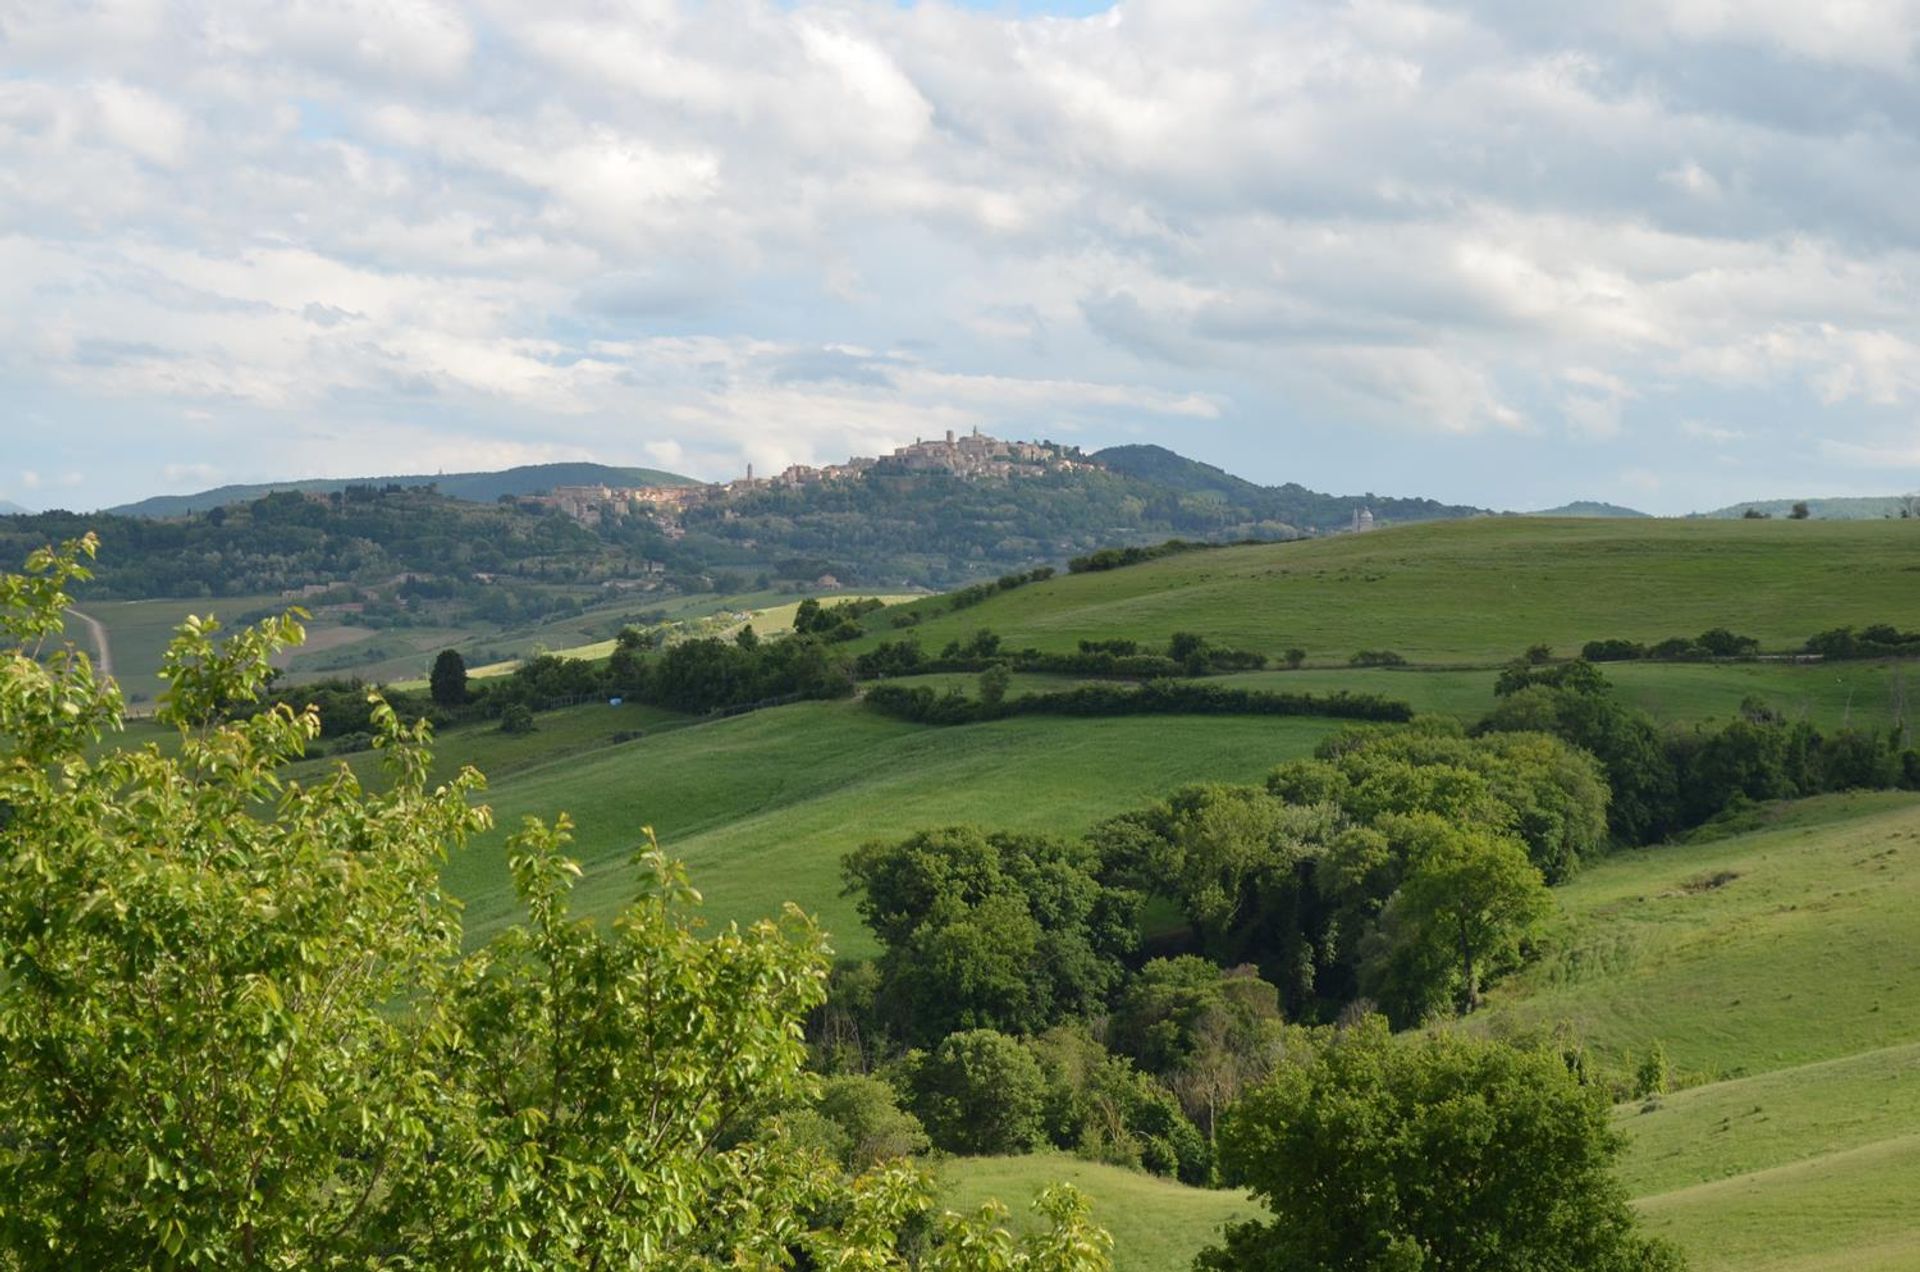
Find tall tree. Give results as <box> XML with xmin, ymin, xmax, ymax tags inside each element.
<box><xmin>429</xmin><ymin>645</ymin><xmax>469</xmax><ymax>706</ymax></box>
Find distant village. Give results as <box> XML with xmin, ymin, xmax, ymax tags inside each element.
<box><xmin>528</xmin><ymin>429</ymin><xmax>1092</xmax><ymax>534</ymax></box>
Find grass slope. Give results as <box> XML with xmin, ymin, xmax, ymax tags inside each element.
<box><xmin>894</xmin><ymin>660</ymin><xmax>1916</xmax><ymax>734</ymax></box>
<box><xmin>440</xmin><ymin>702</ymin><xmax>1340</xmax><ymax>951</ymax></box>
<box><xmin>939</xmin><ymin>1154</ymin><xmax>1251</xmax><ymax>1272</ymax></box>
<box><xmin>1476</xmin><ymin>793</ymin><xmax>1920</xmax><ymax>1078</ymax></box>
<box><xmin>854</xmin><ymin>518</ymin><xmax>1920</xmax><ymax>665</ymax></box>
<box><xmin>1456</xmin><ymin>793</ymin><xmax>1920</xmax><ymax>1271</ymax></box>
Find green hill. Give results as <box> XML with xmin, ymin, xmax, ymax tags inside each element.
<box><xmin>939</xmin><ymin>1155</ymin><xmax>1252</xmax><ymax>1272</ymax></box>
<box><xmin>1701</xmin><ymin>495</ymin><xmax>1919</xmax><ymax>521</ymax></box>
<box><xmin>1531</xmin><ymin>500</ymin><xmax>1650</xmax><ymax>518</ymax></box>
<box><xmin>1467</xmin><ymin>793</ymin><xmax>1920</xmax><ymax>1271</ymax></box>
<box><xmin>1091</xmin><ymin>443</ymin><xmax>1488</xmax><ymax>530</ymax></box>
<box><xmin>851</xmin><ymin>517</ymin><xmax>1920</xmax><ymax>665</ymax></box>
<box><xmin>104</xmin><ymin>462</ymin><xmax>699</xmax><ymax>518</ymax></box>
<box><xmin>441</xmin><ymin>703</ymin><xmax>1344</xmax><ymax>951</ymax></box>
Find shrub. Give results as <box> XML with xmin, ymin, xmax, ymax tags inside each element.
<box><xmin>1349</xmin><ymin>649</ymin><xmax>1408</xmax><ymax>668</ymax></box>
<box><xmin>498</xmin><ymin>703</ymin><xmax>536</xmax><ymax>734</ymax></box>
<box><xmin>1581</xmin><ymin>638</ymin><xmax>1647</xmax><ymax>662</ymax></box>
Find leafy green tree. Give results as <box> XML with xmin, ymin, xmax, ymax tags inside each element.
<box><xmin>1375</xmin><ymin>815</ymin><xmax>1551</xmax><ymax>1015</ymax></box>
<box><xmin>429</xmin><ymin>645</ymin><xmax>469</xmax><ymax>705</ymax></box>
<box><xmin>1789</xmin><ymin>501</ymin><xmax>1811</xmax><ymax>520</ymax></box>
<box><xmin>1027</xmin><ymin>1025</ymin><xmax>1212</xmax><ymax>1184</ymax></box>
<box><xmin>0</xmin><ymin>537</ymin><xmax>1111</xmax><ymax>1270</ymax></box>
<box><xmin>1196</xmin><ymin>1020</ymin><xmax>1685</xmax><ymax>1272</ymax></box>
<box><xmin>1109</xmin><ymin>958</ymin><xmax>1289</xmax><ymax>1142</ymax></box>
<box><xmin>979</xmin><ymin>663</ymin><xmax>1012</xmax><ymax>707</ymax></box>
<box><xmin>817</xmin><ymin>1074</ymin><xmax>933</xmax><ymax>1170</ymax></box>
<box><xmin>910</xmin><ymin>1029</ymin><xmax>1048</xmax><ymax>1155</ymax></box>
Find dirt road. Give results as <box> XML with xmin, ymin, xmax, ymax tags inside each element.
<box><xmin>66</xmin><ymin>608</ymin><xmax>113</xmax><ymax>680</ymax></box>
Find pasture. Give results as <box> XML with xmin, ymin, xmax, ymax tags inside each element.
<box><xmin>939</xmin><ymin>1155</ymin><xmax>1252</xmax><ymax>1272</ymax></box>
<box><xmin>449</xmin><ymin>702</ymin><xmax>1342</xmax><ymax>951</ymax></box>
<box><xmin>1465</xmin><ymin>793</ymin><xmax>1920</xmax><ymax>1271</ymax></box>
<box><xmin>852</xmin><ymin>518</ymin><xmax>1920</xmax><ymax>665</ymax></box>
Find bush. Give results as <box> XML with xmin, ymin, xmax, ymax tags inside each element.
<box><xmin>1348</xmin><ymin>649</ymin><xmax>1408</xmax><ymax>668</ymax></box>
<box><xmin>1581</xmin><ymin>638</ymin><xmax>1647</xmax><ymax>662</ymax></box>
<box><xmin>815</xmin><ymin>1074</ymin><xmax>931</xmax><ymax>1169</ymax></box>
<box><xmin>1068</xmin><ymin>539</ymin><xmax>1217</xmax><ymax>573</ymax></box>
<box><xmin>498</xmin><ymin>703</ymin><xmax>536</xmax><ymax>734</ymax></box>
<box><xmin>1806</xmin><ymin>624</ymin><xmax>1920</xmax><ymax>660</ymax></box>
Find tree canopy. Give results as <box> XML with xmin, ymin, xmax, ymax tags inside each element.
<box><xmin>1197</xmin><ymin>1020</ymin><xmax>1684</xmax><ymax>1272</ymax></box>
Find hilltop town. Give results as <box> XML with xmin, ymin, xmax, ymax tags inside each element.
<box><xmin>534</xmin><ymin>429</ymin><xmax>1090</xmax><ymax>531</ymax></box>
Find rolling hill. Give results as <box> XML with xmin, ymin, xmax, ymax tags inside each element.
<box><xmin>1091</xmin><ymin>443</ymin><xmax>1489</xmax><ymax>530</ymax></box>
<box><xmin>1700</xmin><ymin>495</ymin><xmax>1919</xmax><ymax>521</ymax></box>
<box><xmin>104</xmin><ymin>461</ymin><xmax>698</xmax><ymax>518</ymax></box>
<box><xmin>848</xmin><ymin>516</ymin><xmax>1920</xmax><ymax>665</ymax></box>
<box><xmin>1531</xmin><ymin>500</ymin><xmax>1649</xmax><ymax>517</ymax></box>
<box><xmin>0</xmin><ymin>499</ymin><xmax>31</xmax><ymax>516</ymax></box>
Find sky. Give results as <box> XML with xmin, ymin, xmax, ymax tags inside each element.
<box><xmin>4</xmin><ymin>1</ymin><xmax>1920</xmax><ymax>514</ymax></box>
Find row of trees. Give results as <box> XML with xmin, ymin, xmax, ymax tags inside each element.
<box><xmin>1482</xmin><ymin>657</ymin><xmax>1920</xmax><ymax>841</ymax></box>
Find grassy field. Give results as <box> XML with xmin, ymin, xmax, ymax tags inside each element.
<box><xmin>69</xmin><ymin>516</ymin><xmax>1920</xmax><ymax>1269</ymax></box>
<box><xmin>891</xmin><ymin>659</ymin><xmax>1916</xmax><ymax>734</ymax></box>
<box><xmin>939</xmin><ymin>1155</ymin><xmax>1251</xmax><ymax>1272</ymax></box>
<box><xmin>416</xmin><ymin>701</ymin><xmax>1341</xmax><ymax>952</ymax></box>
<box><xmin>77</xmin><ymin>593</ymin><xmax>295</xmax><ymax>703</ymax></box>
<box><xmin>1452</xmin><ymin>792</ymin><xmax>1920</xmax><ymax>1271</ymax></box>
<box><xmin>1475</xmin><ymin>793</ymin><xmax>1920</xmax><ymax>1078</ymax></box>
<box><xmin>853</xmin><ymin>518</ymin><xmax>1920</xmax><ymax>665</ymax></box>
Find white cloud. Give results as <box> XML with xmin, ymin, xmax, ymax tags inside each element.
<box><xmin>1681</xmin><ymin>419</ymin><xmax>1748</xmax><ymax>444</ymax></box>
<box><xmin>0</xmin><ymin>0</ymin><xmax>1917</xmax><ymax>513</ymax></box>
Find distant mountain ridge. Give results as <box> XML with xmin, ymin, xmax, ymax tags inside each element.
<box><xmin>0</xmin><ymin>500</ymin><xmax>31</xmax><ymax>516</ymax></box>
<box><xmin>1698</xmin><ymin>495</ymin><xmax>1918</xmax><ymax>521</ymax></box>
<box><xmin>1090</xmin><ymin>444</ymin><xmax>1491</xmax><ymax>529</ymax></box>
<box><xmin>1530</xmin><ymin>500</ymin><xmax>1650</xmax><ymax>518</ymax></box>
<box><xmin>106</xmin><ymin>462</ymin><xmax>698</xmax><ymax>519</ymax></box>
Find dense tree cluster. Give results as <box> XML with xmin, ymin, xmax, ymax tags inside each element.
<box><xmin>0</xmin><ymin>487</ymin><xmax>608</xmax><ymax>600</ymax></box>
<box><xmin>863</xmin><ymin>680</ymin><xmax>1412</xmax><ymax>727</ymax></box>
<box><xmin>1480</xmin><ymin>658</ymin><xmax>1920</xmax><ymax>839</ymax></box>
<box><xmin>1804</xmin><ymin>623</ymin><xmax>1920</xmax><ymax>660</ymax></box>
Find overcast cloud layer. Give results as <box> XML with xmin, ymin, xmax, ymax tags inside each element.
<box><xmin>4</xmin><ymin>0</ymin><xmax>1920</xmax><ymax>513</ymax></box>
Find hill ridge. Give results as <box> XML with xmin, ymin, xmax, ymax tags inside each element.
<box><xmin>106</xmin><ymin>461</ymin><xmax>700</xmax><ymax>519</ymax></box>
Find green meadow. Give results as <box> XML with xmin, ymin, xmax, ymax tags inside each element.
<box><xmin>1461</xmin><ymin>793</ymin><xmax>1920</xmax><ymax>1271</ymax></box>
<box><xmin>447</xmin><ymin>703</ymin><xmax>1341</xmax><ymax>951</ymax></box>
<box><xmin>938</xmin><ymin>1155</ymin><xmax>1253</xmax><ymax>1272</ymax></box>
<box><xmin>856</xmin><ymin>517</ymin><xmax>1920</xmax><ymax>665</ymax></box>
